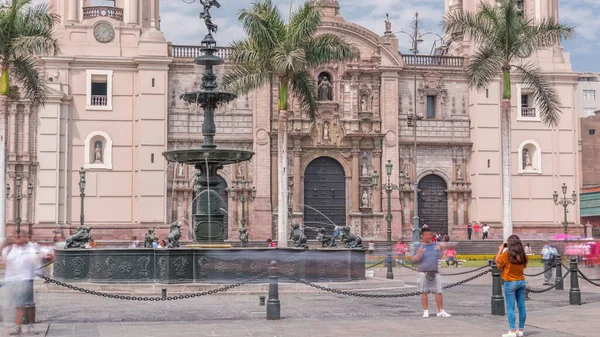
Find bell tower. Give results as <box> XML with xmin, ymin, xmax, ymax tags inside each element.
<box><xmin>51</xmin><ymin>0</ymin><xmax>160</xmax><ymax>28</ymax></box>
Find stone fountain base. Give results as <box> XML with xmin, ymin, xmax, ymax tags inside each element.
<box><xmin>53</xmin><ymin>248</ymin><xmax>365</xmax><ymax>284</ymax></box>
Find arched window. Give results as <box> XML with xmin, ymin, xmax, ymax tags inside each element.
<box><xmin>518</xmin><ymin>139</ymin><xmax>542</xmax><ymax>174</ymax></box>
<box><xmin>84</xmin><ymin>131</ymin><xmax>113</xmax><ymax>169</ymax></box>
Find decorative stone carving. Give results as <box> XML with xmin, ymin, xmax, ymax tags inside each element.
<box><xmin>323</xmin><ymin>121</ymin><xmax>330</xmax><ymax>140</ymax></box>
<box><xmin>290</xmin><ymin>222</ymin><xmax>308</xmax><ymax>248</ymax></box>
<box><xmin>316</xmin><ymin>227</ymin><xmax>337</xmax><ymax>248</ymax></box>
<box><xmin>65</xmin><ymin>225</ymin><xmax>91</xmax><ymax>249</ymax></box>
<box><xmin>177</xmin><ymin>163</ymin><xmax>185</xmax><ymax>177</ymax></box>
<box><xmin>197</xmin><ymin>257</ymin><xmax>209</xmax><ymax>280</ymax></box>
<box><xmin>119</xmin><ymin>262</ymin><xmax>133</xmax><ymax>275</ymax></box>
<box><xmin>359</xmin><ymin>85</ymin><xmax>373</xmax><ymax>113</ymax></box>
<box><xmin>174</xmin><ymin>256</ymin><xmax>189</xmax><ymax>279</ymax></box>
<box><xmin>69</xmin><ymin>257</ymin><xmax>85</xmax><ymax>280</ymax></box>
<box><xmin>237</xmin><ymin>162</ymin><xmax>243</xmax><ymax>178</ymax></box>
<box><xmin>456</xmin><ymin>164</ymin><xmax>463</xmax><ymax>180</ymax></box>
<box><xmin>385</xmin><ymin>13</ymin><xmax>392</xmax><ymax>32</ymax></box>
<box><xmin>361</xmin><ymin>190</ymin><xmax>370</xmax><ymax>207</ymax></box>
<box><xmin>137</xmin><ymin>257</ymin><xmax>151</xmax><ymax>280</ymax></box>
<box><xmin>361</xmin><ymin>162</ymin><xmax>369</xmax><ymax>177</ymax></box>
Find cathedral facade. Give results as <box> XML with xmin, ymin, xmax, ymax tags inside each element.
<box><xmin>1</xmin><ymin>0</ymin><xmax>581</xmax><ymax>243</ymax></box>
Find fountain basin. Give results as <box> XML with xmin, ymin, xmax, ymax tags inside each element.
<box><xmin>180</xmin><ymin>91</ymin><xmax>236</xmax><ymax>105</ymax></box>
<box><xmin>52</xmin><ymin>248</ymin><xmax>365</xmax><ymax>284</ymax></box>
<box><xmin>162</xmin><ymin>148</ymin><xmax>254</xmax><ymax>166</ymax></box>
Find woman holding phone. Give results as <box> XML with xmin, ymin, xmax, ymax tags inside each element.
<box><xmin>495</xmin><ymin>235</ymin><xmax>528</xmax><ymax>337</ymax></box>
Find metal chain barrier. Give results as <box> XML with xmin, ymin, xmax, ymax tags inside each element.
<box><xmin>38</xmin><ymin>271</ymin><xmax>268</xmax><ymax>301</ymax></box>
<box><xmin>365</xmin><ymin>259</ymin><xmax>387</xmax><ymax>270</ymax></box>
<box><xmin>578</xmin><ymin>271</ymin><xmax>600</xmax><ymax>287</ymax></box>
<box><xmin>526</xmin><ymin>270</ymin><xmax>571</xmax><ymax>294</ymax></box>
<box><xmin>524</xmin><ymin>264</ymin><xmax>554</xmax><ymax>277</ymax></box>
<box><xmin>284</xmin><ymin>268</ymin><xmax>491</xmax><ymax>299</ymax></box>
<box><xmin>439</xmin><ymin>264</ymin><xmax>490</xmax><ymax>277</ymax></box>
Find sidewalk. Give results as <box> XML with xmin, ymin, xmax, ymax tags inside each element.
<box><xmin>38</xmin><ymin>302</ymin><xmax>600</xmax><ymax>337</ymax></box>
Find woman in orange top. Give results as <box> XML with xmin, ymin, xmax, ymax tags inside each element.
<box><xmin>495</xmin><ymin>235</ymin><xmax>528</xmax><ymax>337</ymax></box>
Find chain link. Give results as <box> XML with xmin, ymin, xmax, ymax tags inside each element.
<box><xmin>365</xmin><ymin>259</ymin><xmax>387</xmax><ymax>270</ymax></box>
<box><xmin>392</xmin><ymin>262</ymin><xmax>490</xmax><ymax>277</ymax></box>
<box><xmin>578</xmin><ymin>271</ymin><xmax>600</xmax><ymax>287</ymax></box>
<box><xmin>38</xmin><ymin>271</ymin><xmax>268</xmax><ymax>301</ymax></box>
<box><xmin>284</xmin><ymin>268</ymin><xmax>491</xmax><ymax>299</ymax></box>
<box><xmin>526</xmin><ymin>270</ymin><xmax>571</xmax><ymax>294</ymax></box>
<box><xmin>524</xmin><ymin>265</ymin><xmax>554</xmax><ymax>277</ymax></box>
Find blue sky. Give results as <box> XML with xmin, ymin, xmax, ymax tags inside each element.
<box><xmin>158</xmin><ymin>0</ymin><xmax>600</xmax><ymax>73</ymax></box>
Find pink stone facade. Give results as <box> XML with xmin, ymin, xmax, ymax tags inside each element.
<box><xmin>1</xmin><ymin>0</ymin><xmax>582</xmax><ymax>243</ymax></box>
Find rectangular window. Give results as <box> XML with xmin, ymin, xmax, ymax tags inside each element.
<box><xmin>589</xmin><ymin>129</ymin><xmax>596</xmax><ymax>136</ymax></box>
<box><xmin>583</xmin><ymin>90</ymin><xmax>596</xmax><ymax>100</ymax></box>
<box><xmin>426</xmin><ymin>95</ymin><xmax>436</xmax><ymax>119</ymax></box>
<box><xmin>86</xmin><ymin>70</ymin><xmax>113</xmax><ymax>110</ymax></box>
<box><xmin>584</xmin><ymin>108</ymin><xmax>596</xmax><ymax>116</ymax></box>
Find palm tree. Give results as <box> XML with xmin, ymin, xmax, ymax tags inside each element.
<box><xmin>444</xmin><ymin>0</ymin><xmax>574</xmax><ymax>240</ymax></box>
<box><xmin>0</xmin><ymin>0</ymin><xmax>60</xmax><ymax>243</ymax></box>
<box><xmin>223</xmin><ymin>0</ymin><xmax>358</xmax><ymax>246</ymax></box>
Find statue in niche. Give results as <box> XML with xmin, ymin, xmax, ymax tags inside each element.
<box><xmin>335</xmin><ymin>122</ymin><xmax>345</xmax><ymax>147</ymax></box>
<box><xmin>385</xmin><ymin>13</ymin><xmax>392</xmax><ymax>32</ymax></box>
<box><xmin>323</xmin><ymin>122</ymin><xmax>330</xmax><ymax>140</ymax></box>
<box><xmin>237</xmin><ymin>163</ymin><xmax>243</xmax><ymax>178</ymax></box>
<box><xmin>287</xmin><ymin>184</ymin><xmax>293</xmax><ymax>208</ymax></box>
<box><xmin>93</xmin><ymin>141</ymin><xmax>103</xmax><ymax>164</ymax></box>
<box><xmin>523</xmin><ymin>148</ymin><xmax>533</xmax><ymax>170</ymax></box>
<box><xmin>403</xmin><ymin>164</ymin><xmax>409</xmax><ymax>178</ymax></box>
<box><xmin>362</xmin><ymin>163</ymin><xmax>368</xmax><ymax>177</ymax></box>
<box><xmin>360</xmin><ymin>95</ymin><xmax>367</xmax><ymax>112</ymax></box>
<box><xmin>456</xmin><ymin>164</ymin><xmax>463</xmax><ymax>180</ymax></box>
<box><xmin>361</xmin><ymin>190</ymin><xmax>370</xmax><ymax>208</ymax></box>
<box><xmin>177</xmin><ymin>164</ymin><xmax>185</xmax><ymax>177</ymax></box>
<box><xmin>318</xmin><ymin>74</ymin><xmax>333</xmax><ymax>101</ymax></box>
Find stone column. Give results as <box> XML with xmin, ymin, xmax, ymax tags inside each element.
<box><xmin>452</xmin><ymin>192</ymin><xmax>458</xmax><ymax>234</ymax></box>
<box><xmin>351</xmin><ymin>145</ymin><xmax>360</xmax><ymax>212</ymax></box>
<box><xmin>292</xmin><ymin>145</ymin><xmax>301</xmax><ymax>213</ymax></box>
<box><xmin>463</xmin><ymin>192</ymin><xmax>469</xmax><ymax>229</ymax></box>
<box><xmin>68</xmin><ymin>0</ymin><xmax>78</xmax><ymax>22</ymax></box>
<box><xmin>129</xmin><ymin>0</ymin><xmax>139</xmax><ymax>25</ymax></box>
<box><xmin>7</xmin><ymin>172</ymin><xmax>15</xmax><ymax>226</ymax></box>
<box><xmin>372</xmin><ymin>147</ymin><xmax>382</xmax><ymax>212</ymax></box>
<box><xmin>8</xmin><ymin>104</ymin><xmax>17</xmax><ymax>161</ymax></box>
<box><xmin>22</xmin><ymin>104</ymin><xmax>31</xmax><ymax>161</ymax></box>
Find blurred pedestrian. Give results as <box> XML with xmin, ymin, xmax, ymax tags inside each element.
<box><xmin>496</xmin><ymin>235</ymin><xmax>528</xmax><ymax>337</ymax></box>
<box><xmin>467</xmin><ymin>223</ymin><xmax>472</xmax><ymax>241</ymax></box>
<box><xmin>444</xmin><ymin>246</ymin><xmax>458</xmax><ymax>267</ymax></box>
<box><xmin>524</xmin><ymin>243</ymin><xmax>533</xmax><ymax>255</ymax></box>
<box><xmin>368</xmin><ymin>241</ymin><xmax>375</xmax><ymax>255</ymax></box>
<box><xmin>541</xmin><ymin>240</ymin><xmax>558</xmax><ymax>285</ymax></box>
<box><xmin>1</xmin><ymin>236</ymin><xmax>41</xmax><ymax>335</ymax></box>
<box><xmin>129</xmin><ymin>236</ymin><xmax>140</xmax><ymax>248</ymax></box>
<box><xmin>473</xmin><ymin>223</ymin><xmax>481</xmax><ymax>240</ymax></box>
<box><xmin>482</xmin><ymin>223</ymin><xmax>490</xmax><ymax>240</ymax></box>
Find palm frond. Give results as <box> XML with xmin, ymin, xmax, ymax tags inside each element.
<box><xmin>221</xmin><ymin>64</ymin><xmax>271</xmax><ymax>95</ymax></box>
<box><xmin>304</xmin><ymin>34</ymin><xmax>359</xmax><ymax>67</ymax></box>
<box><xmin>287</xmin><ymin>2</ymin><xmax>322</xmax><ymax>47</ymax></box>
<box><xmin>11</xmin><ymin>2</ymin><xmax>60</xmax><ymax>56</ymax></box>
<box><xmin>10</xmin><ymin>55</ymin><xmax>47</xmax><ymax>106</ymax></box>
<box><xmin>513</xmin><ymin>62</ymin><xmax>561</xmax><ymax>127</ymax></box>
<box><xmin>522</xmin><ymin>18</ymin><xmax>575</xmax><ymax>51</ymax></box>
<box><xmin>467</xmin><ymin>45</ymin><xmax>505</xmax><ymax>89</ymax></box>
<box><xmin>237</xmin><ymin>0</ymin><xmax>285</xmax><ymax>52</ymax></box>
<box><xmin>444</xmin><ymin>8</ymin><xmax>495</xmax><ymax>44</ymax></box>
<box><xmin>290</xmin><ymin>70</ymin><xmax>318</xmax><ymax>119</ymax></box>
<box><xmin>228</xmin><ymin>39</ymin><xmax>265</xmax><ymax>68</ymax></box>
<box><xmin>271</xmin><ymin>46</ymin><xmax>306</xmax><ymax>76</ymax></box>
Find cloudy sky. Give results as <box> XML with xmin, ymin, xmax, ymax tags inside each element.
<box><xmin>155</xmin><ymin>0</ymin><xmax>598</xmax><ymax>73</ymax></box>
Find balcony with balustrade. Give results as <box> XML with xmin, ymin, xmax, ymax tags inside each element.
<box><xmin>402</xmin><ymin>54</ymin><xmax>464</xmax><ymax>67</ymax></box>
<box><xmin>91</xmin><ymin>95</ymin><xmax>108</xmax><ymax>107</ymax></box>
<box><xmin>170</xmin><ymin>45</ymin><xmax>233</xmax><ymax>59</ymax></box>
<box><xmin>83</xmin><ymin>6</ymin><xmax>124</xmax><ymax>21</ymax></box>
<box><xmin>520</xmin><ymin>107</ymin><xmax>537</xmax><ymax>118</ymax></box>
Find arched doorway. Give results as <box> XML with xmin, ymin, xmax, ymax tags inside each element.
<box><xmin>192</xmin><ymin>176</ymin><xmax>228</xmax><ymax>239</ymax></box>
<box><xmin>303</xmin><ymin>157</ymin><xmax>346</xmax><ymax>239</ymax></box>
<box><xmin>418</xmin><ymin>174</ymin><xmax>448</xmax><ymax>235</ymax></box>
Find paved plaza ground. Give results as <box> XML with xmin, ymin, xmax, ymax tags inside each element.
<box><xmin>2</xmin><ymin>266</ymin><xmax>600</xmax><ymax>337</ymax></box>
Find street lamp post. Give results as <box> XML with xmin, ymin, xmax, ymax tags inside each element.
<box><xmin>79</xmin><ymin>168</ymin><xmax>86</xmax><ymax>227</ymax></box>
<box><xmin>553</xmin><ymin>183</ymin><xmax>577</xmax><ymax>235</ymax></box>
<box><xmin>230</xmin><ymin>178</ymin><xmax>257</xmax><ymax>246</ymax></box>
<box><xmin>6</xmin><ymin>176</ymin><xmax>33</xmax><ymax>239</ymax></box>
<box><xmin>372</xmin><ymin>160</ymin><xmax>405</xmax><ymax>280</ymax></box>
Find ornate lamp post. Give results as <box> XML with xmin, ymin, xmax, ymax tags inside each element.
<box><xmin>553</xmin><ymin>183</ymin><xmax>577</xmax><ymax>235</ymax></box>
<box><xmin>230</xmin><ymin>178</ymin><xmax>256</xmax><ymax>245</ymax></box>
<box><xmin>395</xmin><ymin>12</ymin><xmax>447</xmax><ymax>243</ymax></box>
<box><xmin>6</xmin><ymin>176</ymin><xmax>33</xmax><ymax>239</ymax></box>
<box><xmin>372</xmin><ymin>160</ymin><xmax>404</xmax><ymax>280</ymax></box>
<box><xmin>79</xmin><ymin>167</ymin><xmax>86</xmax><ymax>227</ymax></box>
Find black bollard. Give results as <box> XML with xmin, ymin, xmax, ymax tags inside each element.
<box><xmin>266</xmin><ymin>260</ymin><xmax>281</xmax><ymax>320</ymax></box>
<box><xmin>162</xmin><ymin>288</ymin><xmax>167</xmax><ymax>299</ymax></box>
<box><xmin>259</xmin><ymin>295</ymin><xmax>266</xmax><ymax>306</ymax></box>
<box><xmin>491</xmin><ymin>261</ymin><xmax>505</xmax><ymax>316</ymax></box>
<box><xmin>569</xmin><ymin>258</ymin><xmax>581</xmax><ymax>305</ymax></box>
<box><xmin>554</xmin><ymin>255</ymin><xmax>563</xmax><ymax>290</ymax></box>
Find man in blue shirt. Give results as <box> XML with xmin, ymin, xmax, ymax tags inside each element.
<box><xmin>411</xmin><ymin>227</ymin><xmax>451</xmax><ymax>318</ymax></box>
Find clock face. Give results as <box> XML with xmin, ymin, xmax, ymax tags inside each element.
<box><xmin>94</xmin><ymin>22</ymin><xmax>115</xmax><ymax>43</ymax></box>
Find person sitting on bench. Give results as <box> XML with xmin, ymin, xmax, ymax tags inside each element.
<box><xmin>444</xmin><ymin>246</ymin><xmax>459</xmax><ymax>267</ymax></box>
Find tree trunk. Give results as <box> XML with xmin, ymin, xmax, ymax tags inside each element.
<box><xmin>501</xmin><ymin>69</ymin><xmax>512</xmax><ymax>241</ymax></box>
<box><xmin>277</xmin><ymin>80</ymin><xmax>289</xmax><ymax>247</ymax></box>
<box><xmin>0</xmin><ymin>95</ymin><xmax>7</xmax><ymax>245</ymax></box>
<box><xmin>0</xmin><ymin>65</ymin><xmax>9</xmax><ymax>96</ymax></box>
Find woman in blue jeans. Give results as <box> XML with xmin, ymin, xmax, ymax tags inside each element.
<box><xmin>495</xmin><ymin>235</ymin><xmax>528</xmax><ymax>337</ymax></box>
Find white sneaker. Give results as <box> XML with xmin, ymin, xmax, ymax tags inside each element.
<box><xmin>437</xmin><ymin>310</ymin><xmax>451</xmax><ymax>317</ymax></box>
<box><xmin>502</xmin><ymin>332</ymin><xmax>517</xmax><ymax>337</ymax></box>
<box><xmin>423</xmin><ymin>310</ymin><xmax>429</xmax><ymax>318</ymax></box>
<box><xmin>516</xmin><ymin>330</ymin><xmax>524</xmax><ymax>337</ymax></box>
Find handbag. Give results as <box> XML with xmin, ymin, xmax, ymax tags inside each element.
<box><xmin>425</xmin><ymin>271</ymin><xmax>438</xmax><ymax>281</ymax></box>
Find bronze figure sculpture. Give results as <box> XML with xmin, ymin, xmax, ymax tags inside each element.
<box><xmin>290</xmin><ymin>222</ymin><xmax>308</xmax><ymax>249</ymax></box>
<box><xmin>65</xmin><ymin>225</ymin><xmax>92</xmax><ymax>249</ymax></box>
<box><xmin>316</xmin><ymin>227</ymin><xmax>337</xmax><ymax>248</ymax></box>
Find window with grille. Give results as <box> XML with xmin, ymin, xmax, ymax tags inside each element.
<box><xmin>583</xmin><ymin>90</ymin><xmax>596</xmax><ymax>100</ymax></box>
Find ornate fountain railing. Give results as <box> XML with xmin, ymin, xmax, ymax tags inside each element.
<box><xmin>402</xmin><ymin>55</ymin><xmax>464</xmax><ymax>67</ymax></box>
<box><xmin>83</xmin><ymin>6</ymin><xmax>124</xmax><ymax>21</ymax></box>
<box><xmin>170</xmin><ymin>45</ymin><xmax>233</xmax><ymax>59</ymax></box>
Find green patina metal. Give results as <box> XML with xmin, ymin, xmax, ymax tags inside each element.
<box><xmin>580</xmin><ymin>191</ymin><xmax>600</xmax><ymax>217</ymax></box>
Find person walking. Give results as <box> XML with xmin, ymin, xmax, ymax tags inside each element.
<box><xmin>473</xmin><ymin>223</ymin><xmax>481</xmax><ymax>240</ymax></box>
<box><xmin>368</xmin><ymin>241</ymin><xmax>375</xmax><ymax>255</ymax></box>
<box><xmin>541</xmin><ymin>240</ymin><xmax>558</xmax><ymax>285</ymax></box>
<box><xmin>467</xmin><ymin>223</ymin><xmax>473</xmax><ymax>241</ymax></box>
<box><xmin>410</xmin><ymin>227</ymin><xmax>451</xmax><ymax>318</ymax></box>
<box><xmin>395</xmin><ymin>240</ymin><xmax>407</xmax><ymax>266</ymax></box>
<box><xmin>482</xmin><ymin>223</ymin><xmax>490</xmax><ymax>240</ymax></box>
<box><xmin>495</xmin><ymin>235</ymin><xmax>528</xmax><ymax>337</ymax></box>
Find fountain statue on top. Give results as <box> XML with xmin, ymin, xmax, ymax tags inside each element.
<box><xmin>163</xmin><ymin>0</ymin><xmax>254</xmax><ymax>243</ymax></box>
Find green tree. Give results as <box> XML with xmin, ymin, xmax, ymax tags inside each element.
<box><xmin>222</xmin><ymin>0</ymin><xmax>358</xmax><ymax>246</ymax></box>
<box><xmin>0</xmin><ymin>0</ymin><xmax>60</xmax><ymax>243</ymax></box>
<box><xmin>444</xmin><ymin>0</ymin><xmax>574</xmax><ymax>240</ymax></box>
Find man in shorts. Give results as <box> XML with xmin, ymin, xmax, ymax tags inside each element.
<box><xmin>410</xmin><ymin>227</ymin><xmax>451</xmax><ymax>318</ymax></box>
<box><xmin>1</xmin><ymin>236</ymin><xmax>40</xmax><ymax>335</ymax></box>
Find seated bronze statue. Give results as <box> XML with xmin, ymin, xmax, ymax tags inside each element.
<box><xmin>65</xmin><ymin>225</ymin><xmax>92</xmax><ymax>249</ymax></box>
<box><xmin>290</xmin><ymin>222</ymin><xmax>308</xmax><ymax>249</ymax></box>
<box><xmin>340</xmin><ymin>226</ymin><xmax>363</xmax><ymax>249</ymax></box>
<box><xmin>316</xmin><ymin>227</ymin><xmax>337</xmax><ymax>248</ymax></box>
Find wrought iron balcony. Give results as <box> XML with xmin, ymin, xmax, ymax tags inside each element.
<box><xmin>402</xmin><ymin>55</ymin><xmax>464</xmax><ymax>67</ymax></box>
<box><xmin>170</xmin><ymin>45</ymin><xmax>233</xmax><ymax>59</ymax></box>
<box><xmin>83</xmin><ymin>6</ymin><xmax>124</xmax><ymax>21</ymax></box>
